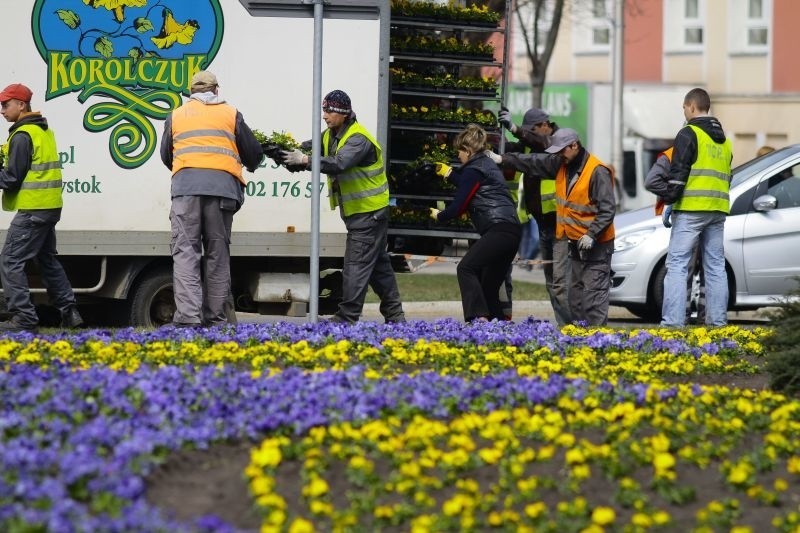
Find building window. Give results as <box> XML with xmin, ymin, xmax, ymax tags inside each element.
<box><xmin>664</xmin><ymin>0</ymin><xmax>705</xmax><ymax>52</ymax></box>
<box><xmin>574</xmin><ymin>0</ymin><xmax>611</xmax><ymax>52</ymax></box>
<box><xmin>729</xmin><ymin>0</ymin><xmax>770</xmax><ymax>52</ymax></box>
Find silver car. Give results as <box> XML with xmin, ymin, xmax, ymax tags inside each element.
<box><xmin>610</xmin><ymin>144</ymin><xmax>800</xmax><ymax>321</ymax></box>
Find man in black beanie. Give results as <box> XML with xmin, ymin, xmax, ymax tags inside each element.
<box><xmin>282</xmin><ymin>90</ymin><xmax>405</xmax><ymax>323</ymax></box>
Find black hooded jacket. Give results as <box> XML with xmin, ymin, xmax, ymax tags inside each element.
<box><xmin>661</xmin><ymin>115</ymin><xmax>729</xmax><ymax>205</ymax></box>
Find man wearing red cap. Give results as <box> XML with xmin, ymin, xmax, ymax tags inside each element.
<box><xmin>280</xmin><ymin>90</ymin><xmax>405</xmax><ymax>323</ymax></box>
<box><xmin>0</xmin><ymin>83</ymin><xmax>84</xmax><ymax>332</ymax></box>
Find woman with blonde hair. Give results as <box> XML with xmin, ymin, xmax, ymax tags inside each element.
<box><xmin>429</xmin><ymin>124</ymin><xmax>521</xmax><ymax>321</ymax></box>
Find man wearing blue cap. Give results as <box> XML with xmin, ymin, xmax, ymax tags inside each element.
<box><xmin>282</xmin><ymin>90</ymin><xmax>405</xmax><ymax>323</ymax></box>
<box><xmin>488</xmin><ymin>128</ymin><xmax>616</xmax><ymax>325</ymax></box>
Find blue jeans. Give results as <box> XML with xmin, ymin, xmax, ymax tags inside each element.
<box><xmin>518</xmin><ymin>218</ymin><xmax>539</xmax><ymax>260</ymax></box>
<box><xmin>661</xmin><ymin>211</ymin><xmax>727</xmax><ymax>326</ymax></box>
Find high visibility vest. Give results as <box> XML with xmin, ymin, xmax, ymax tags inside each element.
<box><xmin>653</xmin><ymin>147</ymin><xmax>673</xmax><ymax>216</ymax></box>
<box><xmin>673</xmin><ymin>125</ymin><xmax>731</xmax><ymax>213</ymax></box>
<box><xmin>1</xmin><ymin>124</ymin><xmax>63</xmax><ymax>211</ymax></box>
<box><xmin>171</xmin><ymin>99</ymin><xmax>245</xmax><ymax>185</ymax></box>
<box><xmin>510</xmin><ymin>147</ymin><xmax>529</xmax><ymax>223</ymax></box>
<box><xmin>323</xmin><ymin>122</ymin><xmax>389</xmax><ymax>216</ymax></box>
<box><xmin>555</xmin><ymin>153</ymin><xmax>615</xmax><ymax>242</ymax></box>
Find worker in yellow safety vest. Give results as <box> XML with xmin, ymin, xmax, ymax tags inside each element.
<box><xmin>0</xmin><ymin>83</ymin><xmax>83</xmax><ymax>333</ymax></box>
<box><xmin>281</xmin><ymin>90</ymin><xmax>406</xmax><ymax>324</ymax></box>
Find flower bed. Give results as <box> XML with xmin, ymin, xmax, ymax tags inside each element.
<box><xmin>1</xmin><ymin>322</ymin><xmax>799</xmax><ymax>532</ymax></box>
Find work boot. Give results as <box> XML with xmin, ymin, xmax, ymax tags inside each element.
<box><xmin>61</xmin><ymin>306</ymin><xmax>85</xmax><ymax>329</ymax></box>
<box><xmin>0</xmin><ymin>318</ymin><xmax>39</xmax><ymax>334</ymax></box>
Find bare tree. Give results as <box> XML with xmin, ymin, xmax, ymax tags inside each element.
<box><xmin>513</xmin><ymin>0</ymin><xmax>565</xmax><ymax>108</ymax></box>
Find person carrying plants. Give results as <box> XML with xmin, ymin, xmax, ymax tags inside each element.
<box><xmin>281</xmin><ymin>90</ymin><xmax>406</xmax><ymax>324</ymax></box>
<box><xmin>489</xmin><ymin>128</ymin><xmax>615</xmax><ymax>326</ymax></box>
<box><xmin>160</xmin><ymin>70</ymin><xmax>263</xmax><ymax>328</ymax></box>
<box><xmin>428</xmin><ymin>124</ymin><xmax>521</xmax><ymax>322</ymax></box>
<box><xmin>0</xmin><ymin>83</ymin><xmax>84</xmax><ymax>333</ymax></box>
<box><xmin>490</xmin><ymin>107</ymin><xmax>572</xmax><ymax>325</ymax></box>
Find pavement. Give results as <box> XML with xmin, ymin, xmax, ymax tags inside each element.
<box><xmin>239</xmin><ymin>255</ymin><xmax>773</xmax><ymax>326</ymax></box>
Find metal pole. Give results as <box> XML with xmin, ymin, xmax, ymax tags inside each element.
<box><xmin>309</xmin><ymin>0</ymin><xmax>324</xmax><ymax>321</ymax></box>
<box><xmin>611</xmin><ymin>0</ymin><xmax>624</xmax><ymax>194</ymax></box>
<box><xmin>498</xmin><ymin>0</ymin><xmax>512</xmax><ymax>153</ymax></box>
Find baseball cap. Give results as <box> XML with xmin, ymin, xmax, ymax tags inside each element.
<box><xmin>0</xmin><ymin>83</ymin><xmax>33</xmax><ymax>103</ymax></box>
<box><xmin>545</xmin><ymin>128</ymin><xmax>580</xmax><ymax>153</ymax></box>
<box><xmin>190</xmin><ymin>70</ymin><xmax>218</xmax><ymax>89</ymax></box>
<box><xmin>521</xmin><ymin>107</ymin><xmax>549</xmax><ymax>128</ymax></box>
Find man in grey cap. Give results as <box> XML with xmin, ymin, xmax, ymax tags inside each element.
<box><xmin>160</xmin><ymin>70</ymin><xmax>263</xmax><ymax>327</ymax></box>
<box><xmin>492</xmin><ymin>107</ymin><xmax>570</xmax><ymax>324</ymax></box>
<box><xmin>489</xmin><ymin>127</ymin><xmax>616</xmax><ymax>325</ymax></box>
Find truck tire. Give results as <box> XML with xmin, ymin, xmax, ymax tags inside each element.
<box><xmin>128</xmin><ymin>267</ymin><xmax>175</xmax><ymax>328</ymax></box>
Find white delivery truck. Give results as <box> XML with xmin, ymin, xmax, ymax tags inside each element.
<box><xmin>0</xmin><ymin>0</ymin><xmax>391</xmax><ymax>326</ymax></box>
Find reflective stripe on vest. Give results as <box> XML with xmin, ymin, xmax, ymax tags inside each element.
<box><xmin>323</xmin><ymin>122</ymin><xmax>389</xmax><ymax>216</ymax></box>
<box><xmin>513</xmin><ymin>147</ymin><xmax>529</xmax><ymax>223</ymax></box>
<box><xmin>2</xmin><ymin>124</ymin><xmax>63</xmax><ymax>211</ymax></box>
<box><xmin>555</xmin><ymin>153</ymin><xmax>615</xmax><ymax>242</ymax></box>
<box><xmin>171</xmin><ymin>100</ymin><xmax>245</xmax><ymax>184</ymax></box>
<box><xmin>674</xmin><ymin>125</ymin><xmax>731</xmax><ymax>213</ymax></box>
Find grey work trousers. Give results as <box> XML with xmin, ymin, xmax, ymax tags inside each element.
<box><xmin>336</xmin><ymin>207</ymin><xmax>405</xmax><ymax>322</ymax></box>
<box><xmin>0</xmin><ymin>210</ymin><xmax>76</xmax><ymax>327</ymax></box>
<box><xmin>567</xmin><ymin>238</ymin><xmax>613</xmax><ymax>325</ymax></box>
<box><xmin>544</xmin><ymin>231</ymin><xmax>573</xmax><ymax>326</ymax></box>
<box><xmin>170</xmin><ymin>195</ymin><xmax>235</xmax><ymax>326</ymax></box>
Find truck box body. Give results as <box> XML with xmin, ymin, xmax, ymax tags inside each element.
<box><xmin>0</xmin><ymin>0</ymin><xmax>387</xmax><ymax>325</ymax></box>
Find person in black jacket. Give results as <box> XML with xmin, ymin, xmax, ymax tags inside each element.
<box><xmin>429</xmin><ymin>124</ymin><xmax>521</xmax><ymax>322</ymax></box>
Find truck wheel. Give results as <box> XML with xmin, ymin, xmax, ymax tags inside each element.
<box><xmin>128</xmin><ymin>267</ymin><xmax>175</xmax><ymax>328</ymax></box>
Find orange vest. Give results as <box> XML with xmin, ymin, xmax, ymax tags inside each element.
<box><xmin>171</xmin><ymin>99</ymin><xmax>245</xmax><ymax>184</ymax></box>
<box><xmin>556</xmin><ymin>153</ymin><xmax>615</xmax><ymax>242</ymax></box>
<box><xmin>654</xmin><ymin>147</ymin><xmax>673</xmax><ymax>215</ymax></box>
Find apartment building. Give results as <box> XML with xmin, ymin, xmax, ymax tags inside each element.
<box><xmin>511</xmin><ymin>0</ymin><xmax>800</xmax><ymax>165</ymax></box>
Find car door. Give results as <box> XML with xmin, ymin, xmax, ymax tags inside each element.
<box><xmin>740</xmin><ymin>162</ymin><xmax>800</xmax><ymax>299</ymax></box>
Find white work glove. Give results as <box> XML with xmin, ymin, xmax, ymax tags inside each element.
<box><xmin>484</xmin><ymin>150</ymin><xmax>503</xmax><ymax>165</ymax></box>
<box><xmin>662</xmin><ymin>204</ymin><xmax>673</xmax><ymax>228</ymax></box>
<box><xmin>577</xmin><ymin>234</ymin><xmax>594</xmax><ymax>251</ymax></box>
<box><xmin>429</xmin><ymin>207</ymin><xmax>440</xmax><ymax>220</ymax></box>
<box><xmin>498</xmin><ymin>109</ymin><xmax>517</xmax><ymax>133</ymax></box>
<box><xmin>281</xmin><ymin>149</ymin><xmax>307</xmax><ymax>167</ymax></box>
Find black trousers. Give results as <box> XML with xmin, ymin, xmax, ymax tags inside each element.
<box><xmin>337</xmin><ymin>207</ymin><xmax>405</xmax><ymax>322</ymax></box>
<box><xmin>457</xmin><ymin>222</ymin><xmax>521</xmax><ymax>321</ymax></box>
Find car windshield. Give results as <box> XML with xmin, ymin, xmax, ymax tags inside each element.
<box><xmin>731</xmin><ymin>145</ymin><xmax>800</xmax><ymax>188</ymax></box>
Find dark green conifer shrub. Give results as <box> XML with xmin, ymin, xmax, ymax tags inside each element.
<box><xmin>763</xmin><ymin>282</ymin><xmax>800</xmax><ymax>395</ymax></box>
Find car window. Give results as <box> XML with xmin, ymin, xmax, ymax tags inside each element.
<box><xmin>744</xmin><ymin>162</ymin><xmax>800</xmax><ymax>212</ymax></box>
<box><xmin>766</xmin><ymin>165</ymin><xmax>800</xmax><ymax>209</ymax></box>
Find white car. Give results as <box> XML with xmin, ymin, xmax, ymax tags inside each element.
<box><xmin>610</xmin><ymin>144</ymin><xmax>800</xmax><ymax>321</ymax></box>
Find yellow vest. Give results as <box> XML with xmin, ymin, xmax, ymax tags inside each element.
<box><xmin>2</xmin><ymin>124</ymin><xmax>63</xmax><ymax>211</ymax></box>
<box><xmin>323</xmin><ymin>122</ymin><xmax>389</xmax><ymax>216</ymax></box>
<box><xmin>674</xmin><ymin>125</ymin><xmax>731</xmax><ymax>213</ymax></box>
<box><xmin>171</xmin><ymin>99</ymin><xmax>245</xmax><ymax>185</ymax></box>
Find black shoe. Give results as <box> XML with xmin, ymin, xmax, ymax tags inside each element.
<box><xmin>172</xmin><ymin>321</ymin><xmax>201</xmax><ymax>328</ymax></box>
<box><xmin>0</xmin><ymin>319</ymin><xmax>39</xmax><ymax>334</ymax></box>
<box><xmin>324</xmin><ymin>314</ymin><xmax>351</xmax><ymax>324</ymax></box>
<box><xmin>385</xmin><ymin>315</ymin><xmax>407</xmax><ymax>324</ymax></box>
<box><xmin>61</xmin><ymin>307</ymin><xmax>85</xmax><ymax>328</ymax></box>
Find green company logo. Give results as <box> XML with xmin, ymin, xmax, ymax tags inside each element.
<box><xmin>32</xmin><ymin>0</ymin><xmax>224</xmax><ymax>169</ymax></box>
